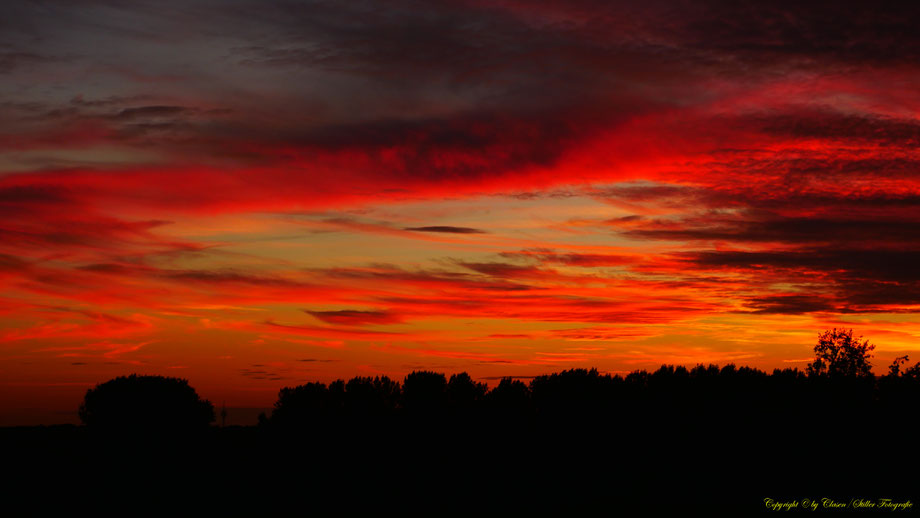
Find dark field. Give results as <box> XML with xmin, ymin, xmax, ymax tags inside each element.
<box><xmin>3</xmin><ymin>403</ymin><xmax>915</xmax><ymax>514</ymax></box>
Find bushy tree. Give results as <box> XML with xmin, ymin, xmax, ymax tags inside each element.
<box><xmin>806</xmin><ymin>328</ymin><xmax>875</xmax><ymax>378</ymax></box>
<box><xmin>888</xmin><ymin>355</ymin><xmax>910</xmax><ymax>377</ymax></box>
<box><xmin>402</xmin><ymin>371</ymin><xmax>447</xmax><ymax>412</ymax></box>
<box><xmin>269</xmin><ymin>381</ymin><xmax>331</xmax><ymax>427</ymax></box>
<box><xmin>446</xmin><ymin>372</ymin><xmax>487</xmax><ymax>411</ymax></box>
<box><xmin>530</xmin><ymin>368</ymin><xmax>617</xmax><ymax>413</ymax></box>
<box><xmin>79</xmin><ymin>374</ymin><xmax>214</xmax><ymax>430</ymax></box>
<box><xmin>345</xmin><ymin>376</ymin><xmax>401</xmax><ymax>415</ymax></box>
<box><xmin>486</xmin><ymin>377</ymin><xmax>532</xmax><ymax>414</ymax></box>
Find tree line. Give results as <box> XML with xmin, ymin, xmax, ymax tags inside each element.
<box><xmin>76</xmin><ymin>328</ymin><xmax>920</xmax><ymax>430</ymax></box>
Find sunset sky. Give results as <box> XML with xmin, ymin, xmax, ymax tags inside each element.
<box><xmin>3</xmin><ymin>0</ymin><xmax>920</xmax><ymax>424</ymax></box>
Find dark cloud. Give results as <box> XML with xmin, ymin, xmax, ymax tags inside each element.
<box><xmin>673</xmin><ymin>0</ymin><xmax>920</xmax><ymax>67</ymax></box>
<box><xmin>305</xmin><ymin>309</ymin><xmax>402</xmax><ymax>326</ymax></box>
<box><xmin>743</xmin><ymin>295</ymin><xmax>836</xmax><ymax>315</ymax></box>
<box><xmin>840</xmin><ymin>281</ymin><xmax>920</xmax><ymax>309</ymax></box>
<box><xmin>226</xmin><ymin>1</ymin><xmax>625</xmax><ymax>96</ymax></box>
<box><xmin>501</xmin><ymin>190</ymin><xmax>580</xmax><ymax>200</ymax></box>
<box><xmin>751</xmin><ymin>111</ymin><xmax>920</xmax><ymax>144</ymax></box>
<box><xmin>116</xmin><ymin>121</ymin><xmax>194</xmax><ymax>139</ymax></box>
<box><xmin>239</xmin><ymin>367</ymin><xmax>282</xmax><ymax>380</ymax></box>
<box><xmin>11</xmin><ymin>0</ymin><xmax>918</xmax><ymax>190</ymax></box>
<box><xmin>323</xmin><ymin>265</ymin><xmax>468</xmax><ymax>282</ymax></box>
<box><xmin>596</xmin><ymin>183</ymin><xmax>701</xmax><ymax>203</ymax></box>
<box><xmin>0</xmin><ymin>185</ymin><xmax>70</xmax><ymax>204</ymax></box>
<box><xmin>404</xmin><ymin>226</ymin><xmax>485</xmax><ymax>234</ymax></box>
<box><xmin>263</xmin><ymin>320</ymin><xmax>404</xmax><ymax>337</ymax></box>
<box><xmin>772</xmin><ymin>158</ymin><xmax>920</xmax><ymax>181</ymax></box>
<box><xmin>0</xmin><ymin>253</ymin><xmax>30</xmax><ymax>272</ymax></box>
<box><xmin>457</xmin><ymin>262</ymin><xmax>545</xmax><ymax>278</ymax></box>
<box><xmin>322</xmin><ymin>265</ymin><xmax>534</xmax><ymax>292</ymax></box>
<box><xmin>77</xmin><ymin>263</ymin><xmax>140</xmax><ymax>274</ymax></box>
<box><xmin>684</xmin><ymin>248</ymin><xmax>920</xmax><ymax>310</ymax></box>
<box><xmin>0</xmin><ymin>0</ymin><xmax>667</xmax><ymax>177</ymax></box>
<box><xmin>500</xmin><ymin>250</ymin><xmax>633</xmax><ymax>267</ymax></box>
<box><xmin>609</xmin><ymin>215</ymin><xmax>644</xmax><ymax>223</ymax></box>
<box><xmin>686</xmin><ymin>249</ymin><xmax>920</xmax><ymax>283</ymax></box>
<box><xmin>73</xmin><ymin>262</ymin><xmax>317</xmax><ymax>292</ymax></box>
<box><xmin>69</xmin><ymin>95</ymin><xmax>153</xmax><ymax>108</ymax></box>
<box><xmin>0</xmin><ymin>50</ymin><xmax>55</xmax><ymax>74</ymax></box>
<box><xmin>159</xmin><ymin>269</ymin><xmax>313</xmax><ymax>288</ymax></box>
<box><xmin>0</xmin><ymin>217</ymin><xmax>171</xmax><ymax>253</ymax></box>
<box><xmin>51</xmin><ymin>307</ymin><xmax>140</xmax><ymax>326</ymax></box>
<box><xmin>622</xmin><ymin>210</ymin><xmax>920</xmax><ymax>245</ymax></box>
<box><xmin>114</xmin><ymin>106</ymin><xmax>191</xmax><ymax>120</ymax></box>
<box><xmin>267</xmin><ymin>112</ymin><xmax>598</xmax><ymax>181</ymax></box>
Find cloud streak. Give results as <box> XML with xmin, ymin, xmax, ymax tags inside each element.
<box><xmin>404</xmin><ymin>226</ymin><xmax>486</xmax><ymax>234</ymax></box>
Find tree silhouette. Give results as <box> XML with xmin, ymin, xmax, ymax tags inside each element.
<box><xmin>806</xmin><ymin>328</ymin><xmax>875</xmax><ymax>378</ymax></box>
<box><xmin>79</xmin><ymin>374</ymin><xmax>214</xmax><ymax>430</ymax></box>
<box><xmin>485</xmin><ymin>377</ymin><xmax>532</xmax><ymax>415</ymax></box>
<box><xmin>446</xmin><ymin>372</ymin><xmax>487</xmax><ymax>412</ymax></box>
<box><xmin>888</xmin><ymin>355</ymin><xmax>910</xmax><ymax>377</ymax></box>
<box><xmin>269</xmin><ymin>381</ymin><xmax>330</xmax><ymax>428</ymax></box>
<box><xmin>344</xmin><ymin>376</ymin><xmax>401</xmax><ymax>415</ymax></box>
<box><xmin>402</xmin><ymin>371</ymin><xmax>447</xmax><ymax>413</ymax></box>
<box><xmin>251</xmin><ymin>327</ymin><xmax>920</xmax><ymax>435</ymax></box>
<box><xmin>904</xmin><ymin>362</ymin><xmax>920</xmax><ymax>379</ymax></box>
<box><xmin>530</xmin><ymin>368</ymin><xmax>618</xmax><ymax>415</ymax></box>
<box><xmin>268</xmin><ymin>376</ymin><xmax>403</xmax><ymax>427</ymax></box>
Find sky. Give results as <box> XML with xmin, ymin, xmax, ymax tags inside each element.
<box><xmin>3</xmin><ymin>0</ymin><xmax>920</xmax><ymax>424</ymax></box>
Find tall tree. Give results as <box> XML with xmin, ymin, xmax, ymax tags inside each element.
<box><xmin>806</xmin><ymin>328</ymin><xmax>875</xmax><ymax>378</ymax></box>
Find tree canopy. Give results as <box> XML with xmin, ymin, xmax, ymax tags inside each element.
<box><xmin>806</xmin><ymin>328</ymin><xmax>875</xmax><ymax>378</ymax></box>
<box><xmin>79</xmin><ymin>374</ymin><xmax>214</xmax><ymax>430</ymax></box>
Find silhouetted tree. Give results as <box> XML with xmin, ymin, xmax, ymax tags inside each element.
<box><xmin>884</xmin><ymin>354</ymin><xmax>920</xmax><ymax>380</ymax></box>
<box><xmin>79</xmin><ymin>374</ymin><xmax>214</xmax><ymax>430</ymax></box>
<box><xmin>402</xmin><ymin>371</ymin><xmax>447</xmax><ymax>413</ymax></box>
<box><xmin>259</xmin><ymin>331</ymin><xmax>920</xmax><ymax>435</ymax></box>
<box><xmin>642</xmin><ymin>365</ymin><xmax>690</xmax><ymax>414</ymax></box>
<box><xmin>806</xmin><ymin>328</ymin><xmax>875</xmax><ymax>378</ymax></box>
<box><xmin>485</xmin><ymin>377</ymin><xmax>532</xmax><ymax>415</ymax></box>
<box><xmin>888</xmin><ymin>355</ymin><xmax>910</xmax><ymax>377</ymax></box>
<box><xmin>878</xmin><ymin>355</ymin><xmax>920</xmax><ymax>413</ymax></box>
<box><xmin>269</xmin><ymin>381</ymin><xmax>330</xmax><ymax>428</ymax></box>
<box><xmin>904</xmin><ymin>362</ymin><xmax>920</xmax><ymax>379</ymax></box>
<box><xmin>530</xmin><ymin>368</ymin><xmax>618</xmax><ymax>416</ymax></box>
<box><xmin>446</xmin><ymin>372</ymin><xmax>487</xmax><ymax>412</ymax></box>
<box><xmin>328</xmin><ymin>379</ymin><xmax>346</xmax><ymax>414</ymax></box>
<box><xmin>344</xmin><ymin>376</ymin><xmax>401</xmax><ymax>415</ymax></box>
